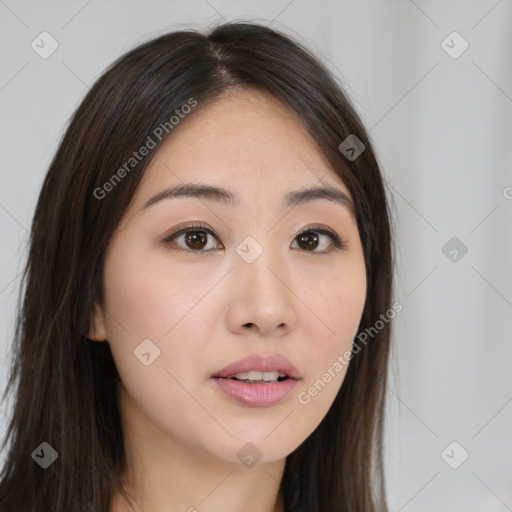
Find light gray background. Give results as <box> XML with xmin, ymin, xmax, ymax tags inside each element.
<box><xmin>1</xmin><ymin>1</ymin><xmax>511</xmax><ymax>511</ymax></box>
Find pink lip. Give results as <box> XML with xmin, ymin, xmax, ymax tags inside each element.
<box><xmin>213</xmin><ymin>354</ymin><xmax>302</xmax><ymax>380</ymax></box>
<box><xmin>212</xmin><ymin>378</ymin><xmax>299</xmax><ymax>407</ymax></box>
<box><xmin>211</xmin><ymin>354</ymin><xmax>302</xmax><ymax>407</ymax></box>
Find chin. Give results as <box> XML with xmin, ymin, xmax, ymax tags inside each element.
<box><xmin>205</xmin><ymin>434</ymin><xmax>299</xmax><ymax>467</ymax></box>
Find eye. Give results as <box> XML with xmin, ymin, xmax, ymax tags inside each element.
<box><xmin>161</xmin><ymin>222</ymin><xmax>223</xmax><ymax>255</ymax></box>
<box><xmin>161</xmin><ymin>223</ymin><xmax>346</xmax><ymax>255</ymax></box>
<box><xmin>291</xmin><ymin>228</ymin><xmax>345</xmax><ymax>253</ymax></box>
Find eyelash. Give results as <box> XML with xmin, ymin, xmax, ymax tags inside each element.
<box><xmin>161</xmin><ymin>222</ymin><xmax>346</xmax><ymax>256</ymax></box>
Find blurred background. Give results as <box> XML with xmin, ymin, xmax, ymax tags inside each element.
<box><xmin>0</xmin><ymin>1</ymin><xmax>511</xmax><ymax>510</ymax></box>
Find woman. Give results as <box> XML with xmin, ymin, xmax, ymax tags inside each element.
<box><xmin>0</xmin><ymin>21</ymin><xmax>395</xmax><ymax>512</ymax></box>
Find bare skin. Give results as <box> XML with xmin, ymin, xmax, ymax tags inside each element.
<box><xmin>91</xmin><ymin>86</ymin><xmax>367</xmax><ymax>512</ymax></box>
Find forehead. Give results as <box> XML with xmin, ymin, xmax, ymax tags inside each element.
<box><xmin>134</xmin><ymin>87</ymin><xmax>353</xmax><ymax>210</ymax></box>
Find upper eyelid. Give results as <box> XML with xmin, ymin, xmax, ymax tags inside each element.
<box><xmin>165</xmin><ymin>223</ymin><xmax>219</xmax><ymax>240</ymax></box>
<box><xmin>164</xmin><ymin>223</ymin><xmax>337</xmax><ymax>239</ymax></box>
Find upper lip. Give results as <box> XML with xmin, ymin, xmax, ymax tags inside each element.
<box><xmin>213</xmin><ymin>354</ymin><xmax>302</xmax><ymax>380</ymax></box>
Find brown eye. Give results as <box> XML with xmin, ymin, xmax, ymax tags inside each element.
<box><xmin>162</xmin><ymin>224</ymin><xmax>345</xmax><ymax>255</ymax></box>
<box><xmin>291</xmin><ymin>228</ymin><xmax>344</xmax><ymax>253</ymax></box>
<box><xmin>162</xmin><ymin>224</ymin><xmax>222</xmax><ymax>253</ymax></box>
<box><xmin>296</xmin><ymin>232</ymin><xmax>320</xmax><ymax>251</ymax></box>
<box><xmin>184</xmin><ymin>230</ymin><xmax>208</xmax><ymax>250</ymax></box>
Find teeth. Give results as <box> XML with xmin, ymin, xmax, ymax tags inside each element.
<box><xmin>232</xmin><ymin>371</ymin><xmax>287</xmax><ymax>381</ymax></box>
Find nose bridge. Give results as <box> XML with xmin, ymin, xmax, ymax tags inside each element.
<box><xmin>229</xmin><ymin>233</ymin><xmax>296</xmax><ymax>334</ymax></box>
<box><xmin>237</xmin><ymin>235</ymin><xmax>285</xmax><ymax>294</ymax></box>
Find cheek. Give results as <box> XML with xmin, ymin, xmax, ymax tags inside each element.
<box><xmin>101</xmin><ymin>254</ymin><xmax>216</xmax><ymax>427</ymax></box>
<box><xmin>293</xmin><ymin>260</ymin><xmax>366</xmax><ymax>422</ymax></box>
<box><xmin>103</xmin><ymin>244</ymin><xmax>200</xmax><ymax>338</ymax></box>
<box><xmin>307</xmin><ymin>265</ymin><xmax>367</xmax><ymax>354</ymax></box>
<box><xmin>102</xmin><ymin>246</ymin><xmax>220</xmax><ymax>377</ymax></box>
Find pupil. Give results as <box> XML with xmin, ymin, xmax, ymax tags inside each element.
<box><xmin>186</xmin><ymin>230</ymin><xmax>207</xmax><ymax>250</ymax></box>
<box><xmin>299</xmin><ymin>232</ymin><xmax>318</xmax><ymax>251</ymax></box>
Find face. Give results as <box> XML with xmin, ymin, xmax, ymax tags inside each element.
<box><xmin>91</xmin><ymin>87</ymin><xmax>367</xmax><ymax>468</ymax></box>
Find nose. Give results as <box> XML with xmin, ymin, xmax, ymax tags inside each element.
<box><xmin>225</xmin><ymin>246</ymin><xmax>297</xmax><ymax>337</ymax></box>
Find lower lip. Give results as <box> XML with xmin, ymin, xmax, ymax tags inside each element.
<box><xmin>212</xmin><ymin>377</ymin><xmax>299</xmax><ymax>407</ymax></box>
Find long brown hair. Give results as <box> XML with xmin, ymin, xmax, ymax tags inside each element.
<box><xmin>0</xmin><ymin>21</ymin><xmax>395</xmax><ymax>512</ymax></box>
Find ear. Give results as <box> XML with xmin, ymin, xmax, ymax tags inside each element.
<box><xmin>88</xmin><ymin>301</ymin><xmax>107</xmax><ymax>342</ymax></box>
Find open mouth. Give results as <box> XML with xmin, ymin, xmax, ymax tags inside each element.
<box><xmin>212</xmin><ymin>370</ymin><xmax>299</xmax><ymax>406</ymax></box>
<box><xmin>222</xmin><ymin>371</ymin><xmax>292</xmax><ymax>384</ymax></box>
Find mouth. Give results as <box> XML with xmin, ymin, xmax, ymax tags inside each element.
<box><xmin>219</xmin><ymin>370</ymin><xmax>292</xmax><ymax>384</ymax></box>
<box><xmin>211</xmin><ymin>354</ymin><xmax>301</xmax><ymax>406</ymax></box>
<box><xmin>212</xmin><ymin>353</ymin><xmax>302</xmax><ymax>380</ymax></box>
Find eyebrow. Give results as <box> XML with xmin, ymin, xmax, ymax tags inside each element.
<box><xmin>141</xmin><ymin>182</ymin><xmax>355</xmax><ymax>217</ymax></box>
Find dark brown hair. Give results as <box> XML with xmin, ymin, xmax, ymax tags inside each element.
<box><xmin>0</xmin><ymin>21</ymin><xmax>395</xmax><ymax>512</ymax></box>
